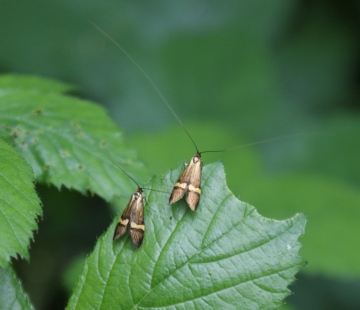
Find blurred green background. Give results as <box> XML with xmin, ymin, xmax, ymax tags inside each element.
<box><xmin>1</xmin><ymin>1</ymin><xmax>359</xmax><ymax>309</ymax></box>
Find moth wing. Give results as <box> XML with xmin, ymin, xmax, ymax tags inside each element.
<box><xmin>129</xmin><ymin>195</ymin><xmax>145</xmax><ymax>248</ymax></box>
<box><xmin>169</xmin><ymin>183</ymin><xmax>186</xmax><ymax>204</ymax></box>
<box><xmin>169</xmin><ymin>157</ymin><xmax>194</xmax><ymax>204</ymax></box>
<box><xmin>113</xmin><ymin>198</ymin><xmax>133</xmax><ymax>241</ymax></box>
<box><xmin>189</xmin><ymin>157</ymin><xmax>202</xmax><ymax>189</ymax></box>
<box><xmin>186</xmin><ymin>158</ymin><xmax>202</xmax><ymax>211</ymax></box>
<box><xmin>186</xmin><ymin>189</ymin><xmax>201</xmax><ymax>211</ymax></box>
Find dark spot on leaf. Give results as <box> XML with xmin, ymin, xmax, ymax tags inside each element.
<box><xmin>10</xmin><ymin>127</ymin><xmax>22</xmax><ymax>138</ymax></box>
<box><xmin>72</xmin><ymin>121</ymin><xmax>81</xmax><ymax>130</ymax></box>
<box><xmin>60</xmin><ymin>151</ymin><xmax>69</xmax><ymax>158</ymax></box>
<box><xmin>44</xmin><ymin>164</ymin><xmax>51</xmax><ymax>170</ymax></box>
<box><xmin>33</xmin><ymin>109</ymin><xmax>43</xmax><ymax>115</ymax></box>
<box><xmin>170</xmin><ymin>216</ymin><xmax>173</xmax><ymax>220</ymax></box>
<box><xmin>100</xmin><ymin>140</ymin><xmax>107</xmax><ymax>148</ymax></box>
<box><xmin>78</xmin><ymin>165</ymin><xmax>84</xmax><ymax>170</ymax></box>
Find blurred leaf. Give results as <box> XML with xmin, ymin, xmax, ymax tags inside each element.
<box><xmin>160</xmin><ymin>32</ymin><xmax>278</xmax><ymax>134</ymax></box>
<box><xmin>0</xmin><ymin>138</ymin><xmax>41</xmax><ymax>265</ymax></box>
<box><xmin>0</xmin><ymin>266</ymin><xmax>34</xmax><ymax>310</ymax></box>
<box><xmin>0</xmin><ymin>74</ymin><xmax>147</xmax><ymax>202</ymax></box>
<box><xmin>287</xmin><ymin>273</ymin><xmax>360</xmax><ymax>309</ymax></box>
<box><xmin>279</xmin><ymin>304</ymin><xmax>294</xmax><ymax>310</ymax></box>
<box><xmin>277</xmin><ymin>4</ymin><xmax>358</xmax><ymax>113</ymax></box>
<box><xmin>242</xmin><ymin>174</ymin><xmax>360</xmax><ymax>278</ymax></box>
<box><xmin>306</xmin><ymin>116</ymin><xmax>360</xmax><ymax>184</ymax></box>
<box><xmin>128</xmin><ymin>122</ymin><xmax>263</xmax><ymax>189</ymax></box>
<box><xmin>68</xmin><ymin>163</ymin><xmax>306</xmax><ymax>309</ymax></box>
<box><xmin>0</xmin><ymin>74</ymin><xmax>75</xmax><ymax>94</ymax></box>
<box><xmin>62</xmin><ymin>254</ymin><xmax>86</xmax><ymax>294</ymax></box>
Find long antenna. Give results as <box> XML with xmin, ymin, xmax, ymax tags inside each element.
<box><xmin>110</xmin><ymin>160</ymin><xmax>141</xmax><ymax>189</ymax></box>
<box><xmin>90</xmin><ymin>22</ymin><xmax>319</xmax><ymax>157</ymax></box>
<box><xmin>200</xmin><ymin>133</ymin><xmax>309</xmax><ymax>154</ymax></box>
<box><xmin>90</xmin><ymin>21</ymin><xmax>199</xmax><ymax>153</ymax></box>
<box><xmin>110</xmin><ymin>160</ymin><xmax>168</xmax><ymax>194</ymax></box>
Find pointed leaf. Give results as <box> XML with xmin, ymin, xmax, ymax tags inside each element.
<box><xmin>0</xmin><ymin>265</ymin><xmax>34</xmax><ymax>309</ymax></box>
<box><xmin>0</xmin><ymin>75</ymin><xmax>147</xmax><ymax>201</ymax></box>
<box><xmin>0</xmin><ymin>138</ymin><xmax>41</xmax><ymax>265</ymax></box>
<box><xmin>68</xmin><ymin>162</ymin><xmax>306</xmax><ymax>309</ymax></box>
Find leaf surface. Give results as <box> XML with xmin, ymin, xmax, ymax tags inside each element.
<box><xmin>0</xmin><ymin>74</ymin><xmax>75</xmax><ymax>94</ymax></box>
<box><xmin>132</xmin><ymin>122</ymin><xmax>360</xmax><ymax>278</ymax></box>
<box><xmin>0</xmin><ymin>75</ymin><xmax>146</xmax><ymax>202</ymax></box>
<box><xmin>0</xmin><ymin>138</ymin><xmax>41</xmax><ymax>265</ymax></box>
<box><xmin>242</xmin><ymin>174</ymin><xmax>360</xmax><ymax>278</ymax></box>
<box><xmin>0</xmin><ymin>265</ymin><xmax>34</xmax><ymax>310</ymax></box>
<box><xmin>68</xmin><ymin>162</ymin><xmax>306</xmax><ymax>309</ymax></box>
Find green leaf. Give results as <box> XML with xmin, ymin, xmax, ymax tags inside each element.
<box><xmin>0</xmin><ymin>138</ymin><xmax>41</xmax><ymax>265</ymax></box>
<box><xmin>242</xmin><ymin>174</ymin><xmax>360</xmax><ymax>278</ymax></box>
<box><xmin>0</xmin><ymin>75</ymin><xmax>147</xmax><ymax>201</ymax></box>
<box><xmin>0</xmin><ymin>266</ymin><xmax>34</xmax><ymax>310</ymax></box>
<box><xmin>132</xmin><ymin>121</ymin><xmax>360</xmax><ymax>279</ymax></box>
<box><xmin>68</xmin><ymin>163</ymin><xmax>306</xmax><ymax>309</ymax></box>
<box><xmin>0</xmin><ymin>74</ymin><xmax>75</xmax><ymax>94</ymax></box>
<box><xmin>62</xmin><ymin>254</ymin><xmax>86</xmax><ymax>294</ymax></box>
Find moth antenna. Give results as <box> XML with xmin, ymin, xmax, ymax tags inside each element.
<box><xmin>110</xmin><ymin>160</ymin><xmax>141</xmax><ymax>189</ymax></box>
<box><xmin>141</xmin><ymin>187</ymin><xmax>167</xmax><ymax>213</ymax></box>
<box><xmin>110</xmin><ymin>160</ymin><xmax>168</xmax><ymax>195</ymax></box>
<box><xmin>89</xmin><ymin>21</ymin><xmax>200</xmax><ymax>154</ymax></box>
<box><xmin>200</xmin><ymin>133</ymin><xmax>316</xmax><ymax>154</ymax></box>
<box><xmin>142</xmin><ymin>188</ymin><xmax>169</xmax><ymax>194</ymax></box>
<box><xmin>90</xmin><ymin>22</ymin><xmax>324</xmax><ymax>160</ymax></box>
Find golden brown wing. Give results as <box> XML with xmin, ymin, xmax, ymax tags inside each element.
<box><xmin>129</xmin><ymin>191</ymin><xmax>145</xmax><ymax>247</ymax></box>
<box><xmin>169</xmin><ymin>156</ymin><xmax>193</xmax><ymax>204</ymax></box>
<box><xmin>113</xmin><ymin>187</ymin><xmax>144</xmax><ymax>247</ymax></box>
<box><xmin>169</xmin><ymin>182</ymin><xmax>187</xmax><ymax>205</ymax></box>
<box><xmin>169</xmin><ymin>153</ymin><xmax>202</xmax><ymax>211</ymax></box>
<box><xmin>113</xmin><ymin>195</ymin><xmax>133</xmax><ymax>241</ymax></box>
<box><xmin>185</xmin><ymin>155</ymin><xmax>202</xmax><ymax>211</ymax></box>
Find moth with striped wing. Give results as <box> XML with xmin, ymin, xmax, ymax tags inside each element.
<box><xmin>169</xmin><ymin>152</ymin><xmax>202</xmax><ymax>211</ymax></box>
<box><xmin>112</xmin><ymin>162</ymin><xmax>166</xmax><ymax>248</ymax></box>
<box><xmin>113</xmin><ymin>186</ymin><xmax>145</xmax><ymax>248</ymax></box>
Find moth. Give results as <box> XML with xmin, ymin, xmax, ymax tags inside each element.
<box><xmin>112</xmin><ymin>162</ymin><xmax>166</xmax><ymax>248</ymax></box>
<box><xmin>113</xmin><ymin>186</ymin><xmax>145</xmax><ymax>248</ymax></box>
<box><xmin>169</xmin><ymin>152</ymin><xmax>202</xmax><ymax>211</ymax></box>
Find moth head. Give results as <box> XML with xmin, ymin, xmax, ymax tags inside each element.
<box><xmin>193</xmin><ymin>152</ymin><xmax>201</xmax><ymax>163</ymax></box>
<box><xmin>133</xmin><ymin>187</ymin><xmax>143</xmax><ymax>200</ymax></box>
